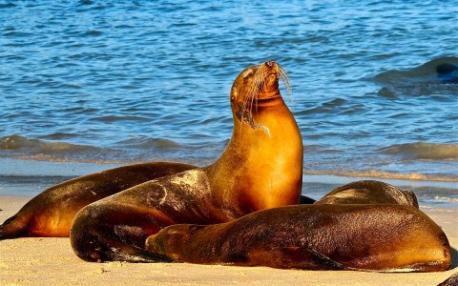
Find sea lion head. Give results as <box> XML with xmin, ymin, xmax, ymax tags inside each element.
<box><xmin>145</xmin><ymin>224</ymin><xmax>204</xmax><ymax>261</ymax></box>
<box><xmin>230</xmin><ymin>61</ymin><xmax>291</xmax><ymax>126</ymax></box>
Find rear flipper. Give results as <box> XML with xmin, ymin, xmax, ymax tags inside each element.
<box><xmin>71</xmin><ymin>203</ymin><xmax>169</xmax><ymax>262</ymax></box>
<box><xmin>71</xmin><ymin>168</ymin><xmax>214</xmax><ymax>262</ymax></box>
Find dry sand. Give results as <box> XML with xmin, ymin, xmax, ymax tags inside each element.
<box><xmin>0</xmin><ymin>196</ymin><xmax>456</xmax><ymax>286</ymax></box>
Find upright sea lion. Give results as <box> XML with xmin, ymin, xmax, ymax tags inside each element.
<box><xmin>1</xmin><ymin>61</ymin><xmax>313</xmax><ymax>241</ymax></box>
<box><xmin>315</xmin><ymin>180</ymin><xmax>419</xmax><ymax>208</ymax></box>
<box><xmin>145</xmin><ymin>204</ymin><xmax>451</xmax><ymax>272</ymax></box>
<box><xmin>70</xmin><ymin>61</ymin><xmax>304</xmax><ymax>262</ymax></box>
<box><xmin>0</xmin><ymin>162</ymin><xmax>196</xmax><ymax>238</ymax></box>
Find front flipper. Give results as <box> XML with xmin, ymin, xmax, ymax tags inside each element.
<box><xmin>71</xmin><ymin>203</ymin><xmax>173</xmax><ymax>262</ymax></box>
<box><xmin>245</xmin><ymin>246</ymin><xmax>344</xmax><ymax>270</ymax></box>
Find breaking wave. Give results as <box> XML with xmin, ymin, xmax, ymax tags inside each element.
<box><xmin>0</xmin><ymin>134</ymin><xmax>102</xmax><ymax>154</ymax></box>
<box><xmin>303</xmin><ymin>169</ymin><xmax>458</xmax><ymax>183</ymax></box>
<box><xmin>380</xmin><ymin>142</ymin><xmax>458</xmax><ymax>161</ymax></box>
<box><xmin>0</xmin><ymin>134</ymin><xmax>218</xmax><ymax>164</ymax></box>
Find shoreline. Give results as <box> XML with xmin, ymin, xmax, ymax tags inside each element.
<box><xmin>1</xmin><ymin>157</ymin><xmax>458</xmax><ymax>184</ymax></box>
<box><xmin>0</xmin><ymin>158</ymin><xmax>457</xmax><ymax>208</ymax></box>
<box><xmin>1</xmin><ymin>196</ymin><xmax>457</xmax><ymax>286</ymax></box>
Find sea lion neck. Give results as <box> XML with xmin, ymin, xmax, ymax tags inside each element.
<box><xmin>253</xmin><ymin>90</ymin><xmax>283</xmax><ymax>106</ymax></box>
<box><xmin>206</xmin><ymin>91</ymin><xmax>303</xmax><ymax>219</ymax></box>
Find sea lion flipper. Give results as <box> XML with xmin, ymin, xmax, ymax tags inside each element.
<box><xmin>71</xmin><ymin>202</ymin><xmax>168</xmax><ymax>262</ymax></box>
<box><xmin>302</xmin><ymin>247</ymin><xmax>346</xmax><ymax>270</ymax></box>
<box><xmin>246</xmin><ymin>246</ymin><xmax>344</xmax><ymax>270</ymax></box>
<box><xmin>71</xmin><ymin>169</ymin><xmax>216</xmax><ymax>262</ymax></box>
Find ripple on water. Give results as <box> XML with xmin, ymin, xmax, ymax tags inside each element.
<box><xmin>0</xmin><ymin>1</ymin><xmax>457</xmax><ymax>183</ymax></box>
<box><xmin>380</xmin><ymin>142</ymin><xmax>458</xmax><ymax>161</ymax></box>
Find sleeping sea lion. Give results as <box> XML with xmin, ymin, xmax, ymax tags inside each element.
<box><xmin>145</xmin><ymin>180</ymin><xmax>450</xmax><ymax>271</ymax></box>
<box><xmin>145</xmin><ymin>204</ymin><xmax>451</xmax><ymax>272</ymax></box>
<box><xmin>315</xmin><ymin>180</ymin><xmax>418</xmax><ymax>208</ymax></box>
<box><xmin>0</xmin><ymin>162</ymin><xmax>195</xmax><ymax>238</ymax></box>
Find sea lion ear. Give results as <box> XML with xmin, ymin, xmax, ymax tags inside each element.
<box><xmin>241</xmin><ymin>65</ymin><xmax>257</xmax><ymax>79</ymax></box>
<box><xmin>242</xmin><ymin>69</ymin><xmax>253</xmax><ymax>79</ymax></box>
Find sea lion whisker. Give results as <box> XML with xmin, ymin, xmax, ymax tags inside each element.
<box><xmin>278</xmin><ymin>65</ymin><xmax>292</xmax><ymax>101</ymax></box>
<box><xmin>248</xmin><ymin>80</ymin><xmax>265</xmax><ymax>127</ymax></box>
<box><xmin>240</xmin><ymin>90</ymin><xmax>252</xmax><ymax>124</ymax></box>
<box><xmin>255</xmin><ymin>92</ymin><xmax>259</xmax><ymax>113</ymax></box>
<box><xmin>241</xmin><ymin>96</ymin><xmax>249</xmax><ymax>118</ymax></box>
<box><xmin>249</xmin><ymin>86</ymin><xmax>257</xmax><ymax>126</ymax></box>
<box><xmin>246</xmin><ymin>93</ymin><xmax>256</xmax><ymax>126</ymax></box>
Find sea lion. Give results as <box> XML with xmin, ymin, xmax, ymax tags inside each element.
<box><xmin>145</xmin><ymin>204</ymin><xmax>451</xmax><ymax>272</ymax></box>
<box><xmin>0</xmin><ymin>162</ymin><xmax>196</xmax><ymax>238</ymax></box>
<box><xmin>436</xmin><ymin>63</ymin><xmax>458</xmax><ymax>83</ymax></box>
<box><xmin>70</xmin><ymin>61</ymin><xmax>304</xmax><ymax>262</ymax></box>
<box><xmin>315</xmin><ymin>180</ymin><xmax>419</xmax><ymax>208</ymax></box>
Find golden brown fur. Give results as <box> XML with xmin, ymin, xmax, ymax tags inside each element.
<box><xmin>70</xmin><ymin>61</ymin><xmax>304</xmax><ymax>261</ymax></box>
<box><xmin>0</xmin><ymin>162</ymin><xmax>196</xmax><ymax>238</ymax></box>
<box><xmin>146</xmin><ymin>204</ymin><xmax>451</xmax><ymax>272</ymax></box>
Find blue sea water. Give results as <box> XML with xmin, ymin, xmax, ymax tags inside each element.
<box><xmin>0</xmin><ymin>1</ymin><xmax>457</xmax><ymax>204</ymax></box>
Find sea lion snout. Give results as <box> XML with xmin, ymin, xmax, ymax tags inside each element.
<box><xmin>265</xmin><ymin>60</ymin><xmax>276</xmax><ymax>68</ymax></box>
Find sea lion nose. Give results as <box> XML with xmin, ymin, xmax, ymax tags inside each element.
<box><xmin>265</xmin><ymin>60</ymin><xmax>276</xmax><ymax>68</ymax></box>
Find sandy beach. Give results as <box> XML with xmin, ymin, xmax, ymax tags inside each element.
<box><xmin>0</xmin><ymin>196</ymin><xmax>456</xmax><ymax>286</ymax></box>
<box><xmin>1</xmin><ymin>1</ymin><xmax>457</xmax><ymax>285</ymax></box>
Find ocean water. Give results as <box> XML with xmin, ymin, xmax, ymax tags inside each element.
<box><xmin>0</xmin><ymin>1</ymin><xmax>457</xmax><ymax>206</ymax></box>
